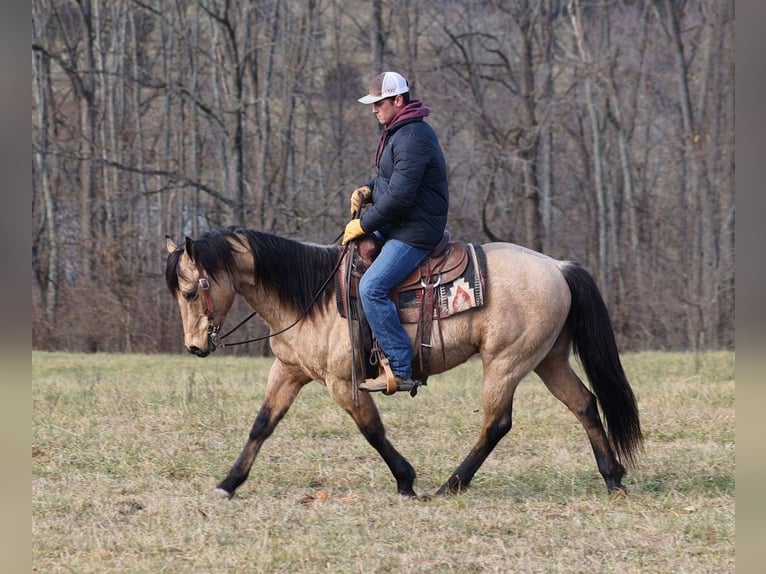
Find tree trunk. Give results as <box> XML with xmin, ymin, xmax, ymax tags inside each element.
<box><xmin>32</xmin><ymin>47</ymin><xmax>59</xmax><ymax>323</ymax></box>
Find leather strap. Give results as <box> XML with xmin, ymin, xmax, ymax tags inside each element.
<box><xmin>195</xmin><ymin>263</ymin><xmax>216</xmax><ymax>323</ymax></box>
<box><xmin>379</xmin><ymin>355</ymin><xmax>397</xmax><ymax>395</ymax></box>
<box><xmin>414</xmin><ymin>253</ymin><xmax>449</xmax><ymax>379</ymax></box>
<box><xmin>344</xmin><ymin>244</ymin><xmax>359</xmax><ymax>404</ymax></box>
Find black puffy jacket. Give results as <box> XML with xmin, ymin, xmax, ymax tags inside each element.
<box><xmin>359</xmin><ymin>114</ymin><xmax>449</xmax><ymax>251</ymax></box>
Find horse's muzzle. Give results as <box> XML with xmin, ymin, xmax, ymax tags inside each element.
<box><xmin>188</xmin><ymin>345</ymin><xmax>210</xmax><ymax>357</ymax></box>
<box><xmin>187</xmin><ymin>331</ymin><xmax>218</xmax><ymax>357</ymax></box>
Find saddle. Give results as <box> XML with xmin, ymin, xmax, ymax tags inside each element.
<box><xmin>337</xmin><ymin>230</ymin><xmax>477</xmax><ymax>393</ymax></box>
<box><xmin>349</xmin><ymin>231</ymin><xmax>468</xmax><ymax>302</ymax></box>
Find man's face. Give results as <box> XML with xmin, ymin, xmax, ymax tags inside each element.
<box><xmin>371</xmin><ymin>95</ymin><xmax>403</xmax><ymax>126</ymax></box>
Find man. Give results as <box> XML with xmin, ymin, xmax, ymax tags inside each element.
<box><xmin>342</xmin><ymin>71</ymin><xmax>449</xmax><ymax>394</ymax></box>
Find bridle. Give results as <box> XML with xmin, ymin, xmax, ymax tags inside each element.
<box><xmin>192</xmin><ymin>242</ymin><xmax>351</xmax><ymax>351</ymax></box>
<box><xmin>195</xmin><ymin>262</ymin><xmax>222</xmax><ymax>349</ymax></box>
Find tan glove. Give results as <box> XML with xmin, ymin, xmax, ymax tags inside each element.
<box><xmin>342</xmin><ymin>219</ymin><xmax>366</xmax><ymax>245</ymax></box>
<box><xmin>349</xmin><ymin>185</ymin><xmax>372</xmax><ymax>215</ymax></box>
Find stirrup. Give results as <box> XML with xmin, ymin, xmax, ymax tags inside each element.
<box><xmin>358</xmin><ymin>374</ymin><xmax>426</xmax><ymax>397</ymax></box>
<box><xmin>400</xmin><ymin>378</ymin><xmax>426</xmax><ymax>397</ymax></box>
<box><xmin>366</xmin><ymin>346</ymin><xmax>425</xmax><ymax>397</ymax></box>
<box><xmin>379</xmin><ymin>356</ymin><xmax>397</xmax><ymax>395</ymax></box>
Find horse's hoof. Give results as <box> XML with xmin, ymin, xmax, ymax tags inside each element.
<box><xmin>608</xmin><ymin>485</ymin><xmax>628</xmax><ymax>498</ymax></box>
<box><xmin>208</xmin><ymin>487</ymin><xmax>233</xmax><ymax>500</ymax></box>
<box><xmin>434</xmin><ymin>483</ymin><xmax>462</xmax><ymax>496</ymax></box>
<box><xmin>197</xmin><ymin>488</ymin><xmax>232</xmax><ymax>518</ymax></box>
<box><xmin>397</xmin><ymin>486</ymin><xmax>417</xmax><ymax>498</ymax></box>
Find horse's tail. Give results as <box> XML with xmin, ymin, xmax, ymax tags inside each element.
<box><xmin>561</xmin><ymin>262</ymin><xmax>643</xmax><ymax>468</ymax></box>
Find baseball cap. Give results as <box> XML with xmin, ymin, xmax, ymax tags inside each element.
<box><xmin>358</xmin><ymin>72</ymin><xmax>409</xmax><ymax>104</ymax></box>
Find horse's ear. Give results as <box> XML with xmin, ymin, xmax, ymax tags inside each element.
<box><xmin>166</xmin><ymin>235</ymin><xmax>179</xmax><ymax>254</ymax></box>
<box><xmin>184</xmin><ymin>237</ymin><xmax>196</xmax><ymax>262</ymax></box>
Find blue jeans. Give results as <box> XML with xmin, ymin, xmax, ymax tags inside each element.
<box><xmin>359</xmin><ymin>239</ymin><xmax>430</xmax><ymax>378</ymax></box>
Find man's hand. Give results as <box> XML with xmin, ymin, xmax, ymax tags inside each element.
<box><xmin>342</xmin><ymin>219</ymin><xmax>366</xmax><ymax>245</ymax></box>
<box><xmin>349</xmin><ymin>186</ymin><xmax>372</xmax><ymax>215</ymax></box>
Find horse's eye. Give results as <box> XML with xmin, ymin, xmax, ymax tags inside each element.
<box><xmin>184</xmin><ymin>290</ymin><xmax>198</xmax><ymax>302</ymax></box>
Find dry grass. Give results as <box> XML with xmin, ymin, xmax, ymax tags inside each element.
<box><xmin>32</xmin><ymin>351</ymin><xmax>734</xmax><ymax>573</ymax></box>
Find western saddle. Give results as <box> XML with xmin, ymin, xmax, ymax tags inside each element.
<box><xmin>340</xmin><ymin>230</ymin><xmax>470</xmax><ymax>396</ymax></box>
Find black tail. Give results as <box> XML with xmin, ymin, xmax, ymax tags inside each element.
<box><xmin>561</xmin><ymin>262</ymin><xmax>643</xmax><ymax>467</ymax></box>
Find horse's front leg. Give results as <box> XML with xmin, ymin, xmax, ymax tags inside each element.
<box><xmin>326</xmin><ymin>378</ymin><xmax>416</xmax><ymax>497</ymax></box>
<box><xmin>215</xmin><ymin>359</ymin><xmax>310</xmax><ymax>499</ymax></box>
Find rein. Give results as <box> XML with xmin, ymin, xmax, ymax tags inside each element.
<box><xmin>211</xmin><ymin>241</ymin><xmax>351</xmax><ymax>349</ymax></box>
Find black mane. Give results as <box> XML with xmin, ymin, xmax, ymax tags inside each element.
<box><xmin>166</xmin><ymin>227</ymin><xmax>340</xmax><ymax>317</ymax></box>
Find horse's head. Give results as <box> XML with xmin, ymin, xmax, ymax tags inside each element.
<box><xmin>165</xmin><ymin>236</ymin><xmax>237</xmax><ymax>357</ymax></box>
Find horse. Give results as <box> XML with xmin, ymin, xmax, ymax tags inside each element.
<box><xmin>165</xmin><ymin>226</ymin><xmax>642</xmax><ymax>499</ymax></box>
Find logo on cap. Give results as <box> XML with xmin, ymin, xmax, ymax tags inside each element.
<box><xmin>358</xmin><ymin>72</ymin><xmax>409</xmax><ymax>104</ymax></box>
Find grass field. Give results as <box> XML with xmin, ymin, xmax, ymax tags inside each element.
<box><xmin>32</xmin><ymin>350</ymin><xmax>734</xmax><ymax>573</ymax></box>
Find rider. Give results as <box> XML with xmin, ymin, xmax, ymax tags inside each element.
<box><xmin>342</xmin><ymin>71</ymin><xmax>449</xmax><ymax>393</ymax></box>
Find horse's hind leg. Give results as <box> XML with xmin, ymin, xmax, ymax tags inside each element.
<box><xmin>435</xmin><ymin>360</ymin><xmax>521</xmax><ymax>496</ymax></box>
<box><xmin>326</xmin><ymin>378</ymin><xmax>416</xmax><ymax>497</ymax></box>
<box><xmin>215</xmin><ymin>359</ymin><xmax>311</xmax><ymax>498</ymax></box>
<box><xmin>534</xmin><ymin>344</ymin><xmax>626</xmax><ymax>493</ymax></box>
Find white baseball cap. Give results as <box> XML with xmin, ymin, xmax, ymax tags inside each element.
<box><xmin>358</xmin><ymin>72</ymin><xmax>409</xmax><ymax>104</ymax></box>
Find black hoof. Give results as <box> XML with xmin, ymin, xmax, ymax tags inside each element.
<box><xmin>608</xmin><ymin>484</ymin><xmax>628</xmax><ymax>497</ymax></box>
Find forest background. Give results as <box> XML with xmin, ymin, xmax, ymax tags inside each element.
<box><xmin>31</xmin><ymin>0</ymin><xmax>735</xmax><ymax>355</ymax></box>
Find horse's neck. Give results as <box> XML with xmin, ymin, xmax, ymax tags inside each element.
<box><xmin>228</xmin><ymin>237</ymin><xmax>337</xmax><ymax>336</ymax></box>
<box><xmin>234</xmin><ymin>267</ymin><xmax>302</xmax><ymax>331</ymax></box>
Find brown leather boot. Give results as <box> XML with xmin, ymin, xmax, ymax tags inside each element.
<box><xmin>358</xmin><ymin>373</ymin><xmax>423</xmax><ymax>396</ymax></box>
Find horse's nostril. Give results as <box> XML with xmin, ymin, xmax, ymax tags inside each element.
<box><xmin>188</xmin><ymin>345</ymin><xmax>209</xmax><ymax>358</ymax></box>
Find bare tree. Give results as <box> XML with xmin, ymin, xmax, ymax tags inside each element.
<box><xmin>32</xmin><ymin>8</ymin><xmax>59</xmax><ymax>328</ymax></box>
<box><xmin>31</xmin><ymin>0</ymin><xmax>735</xmax><ymax>353</ymax></box>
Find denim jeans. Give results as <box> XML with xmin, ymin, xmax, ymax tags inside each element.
<box><xmin>359</xmin><ymin>239</ymin><xmax>430</xmax><ymax>378</ymax></box>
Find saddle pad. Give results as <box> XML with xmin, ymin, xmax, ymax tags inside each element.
<box><xmin>396</xmin><ymin>243</ymin><xmax>487</xmax><ymax>324</ymax></box>
<box><xmin>336</xmin><ymin>243</ymin><xmax>488</xmax><ymax>324</ymax></box>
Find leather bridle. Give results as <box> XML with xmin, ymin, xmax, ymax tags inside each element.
<box><xmin>195</xmin><ymin>262</ymin><xmax>222</xmax><ymax>349</ymax></box>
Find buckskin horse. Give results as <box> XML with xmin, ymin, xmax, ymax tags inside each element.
<box><xmin>165</xmin><ymin>226</ymin><xmax>642</xmax><ymax>499</ymax></box>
